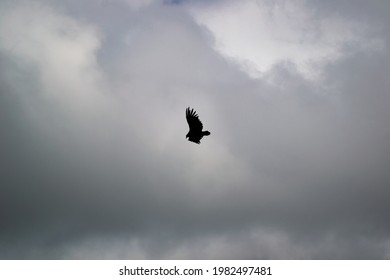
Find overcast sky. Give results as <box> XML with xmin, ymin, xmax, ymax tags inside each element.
<box><xmin>1</xmin><ymin>0</ymin><xmax>390</xmax><ymax>259</ymax></box>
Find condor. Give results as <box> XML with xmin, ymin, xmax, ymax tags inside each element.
<box><xmin>185</xmin><ymin>107</ymin><xmax>210</xmax><ymax>144</ymax></box>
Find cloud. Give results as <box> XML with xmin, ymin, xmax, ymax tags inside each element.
<box><xmin>189</xmin><ymin>0</ymin><xmax>384</xmax><ymax>79</ymax></box>
<box><xmin>1</xmin><ymin>0</ymin><xmax>390</xmax><ymax>259</ymax></box>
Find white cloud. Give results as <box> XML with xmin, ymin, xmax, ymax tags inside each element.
<box><xmin>0</xmin><ymin>2</ymin><xmax>104</xmax><ymax>108</ymax></box>
<box><xmin>189</xmin><ymin>0</ymin><xmax>383</xmax><ymax>80</ymax></box>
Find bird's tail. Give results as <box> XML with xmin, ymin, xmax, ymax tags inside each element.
<box><xmin>203</xmin><ymin>131</ymin><xmax>211</xmax><ymax>136</ymax></box>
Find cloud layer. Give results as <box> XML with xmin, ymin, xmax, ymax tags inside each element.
<box><xmin>1</xmin><ymin>0</ymin><xmax>390</xmax><ymax>259</ymax></box>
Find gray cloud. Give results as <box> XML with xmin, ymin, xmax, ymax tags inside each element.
<box><xmin>1</xmin><ymin>0</ymin><xmax>390</xmax><ymax>259</ymax></box>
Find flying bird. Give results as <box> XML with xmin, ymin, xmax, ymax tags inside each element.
<box><xmin>186</xmin><ymin>107</ymin><xmax>210</xmax><ymax>144</ymax></box>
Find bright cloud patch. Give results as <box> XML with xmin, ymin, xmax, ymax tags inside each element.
<box><xmin>190</xmin><ymin>0</ymin><xmax>383</xmax><ymax>80</ymax></box>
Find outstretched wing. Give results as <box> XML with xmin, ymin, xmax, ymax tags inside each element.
<box><xmin>186</xmin><ymin>107</ymin><xmax>203</xmax><ymax>132</ymax></box>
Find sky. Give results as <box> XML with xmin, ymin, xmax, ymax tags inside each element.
<box><xmin>0</xmin><ymin>0</ymin><xmax>389</xmax><ymax>259</ymax></box>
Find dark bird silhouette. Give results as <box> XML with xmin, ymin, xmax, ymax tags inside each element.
<box><xmin>186</xmin><ymin>107</ymin><xmax>210</xmax><ymax>144</ymax></box>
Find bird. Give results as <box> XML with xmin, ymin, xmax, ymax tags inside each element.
<box><xmin>185</xmin><ymin>107</ymin><xmax>210</xmax><ymax>144</ymax></box>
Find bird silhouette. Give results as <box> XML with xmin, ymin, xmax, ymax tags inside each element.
<box><xmin>186</xmin><ymin>107</ymin><xmax>210</xmax><ymax>144</ymax></box>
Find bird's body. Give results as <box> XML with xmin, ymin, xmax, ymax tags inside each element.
<box><xmin>186</xmin><ymin>107</ymin><xmax>210</xmax><ymax>144</ymax></box>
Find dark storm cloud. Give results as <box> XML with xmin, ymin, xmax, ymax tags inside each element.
<box><xmin>1</xmin><ymin>0</ymin><xmax>390</xmax><ymax>259</ymax></box>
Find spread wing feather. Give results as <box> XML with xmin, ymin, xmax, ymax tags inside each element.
<box><xmin>186</xmin><ymin>107</ymin><xmax>203</xmax><ymax>132</ymax></box>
